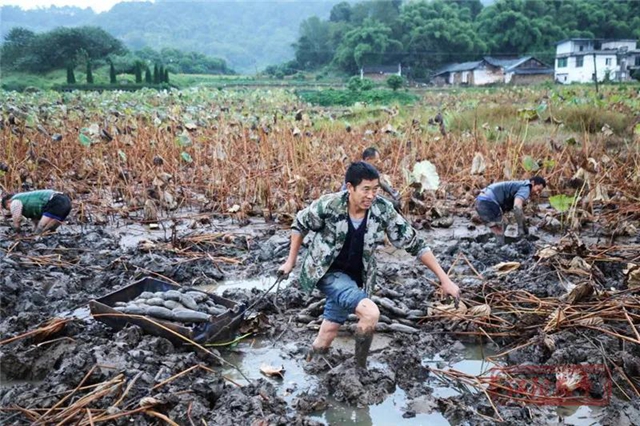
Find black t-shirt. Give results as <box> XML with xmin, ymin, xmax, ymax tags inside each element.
<box><xmin>329</xmin><ymin>214</ymin><xmax>368</xmax><ymax>287</ymax></box>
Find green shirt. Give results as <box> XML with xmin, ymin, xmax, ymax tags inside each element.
<box><xmin>10</xmin><ymin>190</ymin><xmax>54</xmax><ymax>219</ymax></box>
<box><xmin>292</xmin><ymin>191</ymin><xmax>431</xmax><ymax>295</ymax></box>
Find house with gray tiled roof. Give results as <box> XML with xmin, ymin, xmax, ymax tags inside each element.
<box><xmin>431</xmin><ymin>56</ymin><xmax>553</xmax><ymax>86</ymax></box>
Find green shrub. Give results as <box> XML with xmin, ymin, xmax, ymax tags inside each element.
<box><xmin>109</xmin><ymin>62</ymin><xmax>117</xmax><ymax>84</ymax></box>
<box><xmin>347</xmin><ymin>76</ymin><xmax>374</xmax><ymax>92</ymax></box>
<box><xmin>135</xmin><ymin>63</ymin><xmax>143</xmax><ymax>83</ymax></box>
<box><xmin>347</xmin><ymin>76</ymin><xmax>362</xmax><ymax>91</ymax></box>
<box><xmin>387</xmin><ymin>75</ymin><xmax>404</xmax><ymax>91</ymax></box>
<box><xmin>86</xmin><ymin>61</ymin><xmax>94</xmax><ymax>84</ymax></box>
<box><xmin>53</xmin><ymin>83</ymin><xmax>172</xmax><ymax>92</ymax></box>
<box><xmin>555</xmin><ymin>105</ymin><xmax>631</xmax><ymax>135</ymax></box>
<box><xmin>447</xmin><ymin>104</ymin><xmax>521</xmax><ymax>133</ymax></box>
<box><xmin>296</xmin><ymin>89</ymin><xmax>418</xmax><ymax>106</ymax></box>
<box><xmin>360</xmin><ymin>78</ymin><xmax>374</xmax><ymax>91</ymax></box>
<box><xmin>66</xmin><ymin>64</ymin><xmax>76</xmax><ymax>84</ymax></box>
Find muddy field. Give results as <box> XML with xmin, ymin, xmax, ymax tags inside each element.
<box><xmin>1</xmin><ymin>199</ymin><xmax>639</xmax><ymax>426</ymax></box>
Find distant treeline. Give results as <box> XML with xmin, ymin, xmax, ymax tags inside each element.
<box><xmin>272</xmin><ymin>0</ymin><xmax>640</xmax><ymax>78</ymax></box>
<box><xmin>1</xmin><ymin>26</ymin><xmax>233</xmax><ymax>75</ymax></box>
<box><xmin>0</xmin><ymin>0</ymin><xmax>339</xmax><ymax>73</ymax></box>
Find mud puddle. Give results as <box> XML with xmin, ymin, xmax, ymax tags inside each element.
<box><xmin>56</xmin><ymin>306</ymin><xmax>91</xmax><ymax>321</ymax></box>
<box><xmin>556</xmin><ymin>406</ymin><xmax>605</xmax><ymax>426</ymax></box>
<box><xmin>199</xmin><ymin>276</ymin><xmax>291</xmax><ymax>295</ymax></box>
<box><xmin>111</xmin><ymin>216</ymin><xmax>276</xmax><ymax>250</ymax></box>
<box><xmin>220</xmin><ymin>337</ymin><xmax>493</xmax><ymax>425</ymax></box>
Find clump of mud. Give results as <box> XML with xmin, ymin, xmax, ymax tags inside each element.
<box><xmin>324</xmin><ymin>359</ymin><xmax>396</xmax><ymax>406</ymax></box>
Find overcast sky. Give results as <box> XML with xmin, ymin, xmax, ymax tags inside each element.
<box><xmin>0</xmin><ymin>0</ymin><xmax>145</xmax><ymax>13</ymax></box>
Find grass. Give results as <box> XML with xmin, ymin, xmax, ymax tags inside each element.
<box><xmin>2</xmin><ymin>67</ymin><xmax>129</xmax><ymax>91</ymax></box>
<box><xmin>446</xmin><ymin>104</ymin><xmax>523</xmax><ymax>134</ymax></box>
<box><xmin>1</xmin><ymin>69</ymin><xmax>346</xmax><ymax>92</ymax></box>
<box><xmin>553</xmin><ymin>105</ymin><xmax>631</xmax><ymax>135</ymax></box>
<box><xmin>297</xmin><ymin>88</ymin><xmax>419</xmax><ymax>106</ymax></box>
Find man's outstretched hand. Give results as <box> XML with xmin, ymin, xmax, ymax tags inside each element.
<box><xmin>277</xmin><ymin>260</ymin><xmax>294</xmax><ymax>279</ymax></box>
<box><xmin>441</xmin><ymin>277</ymin><xmax>460</xmax><ymax>299</ymax></box>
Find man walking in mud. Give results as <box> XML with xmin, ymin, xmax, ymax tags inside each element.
<box><xmin>279</xmin><ymin>162</ymin><xmax>459</xmax><ymax>369</ymax></box>
<box><xmin>475</xmin><ymin>176</ymin><xmax>546</xmax><ymax>245</ymax></box>
<box><xmin>2</xmin><ymin>189</ymin><xmax>72</xmax><ymax>235</ymax></box>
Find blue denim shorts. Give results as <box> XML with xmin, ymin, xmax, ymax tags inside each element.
<box><xmin>316</xmin><ymin>272</ymin><xmax>367</xmax><ymax>325</ymax></box>
<box><xmin>475</xmin><ymin>198</ymin><xmax>502</xmax><ymax>226</ymax></box>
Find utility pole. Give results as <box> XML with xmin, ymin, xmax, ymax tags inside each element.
<box><xmin>592</xmin><ymin>53</ymin><xmax>599</xmax><ymax>94</ymax></box>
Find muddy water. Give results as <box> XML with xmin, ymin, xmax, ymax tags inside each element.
<box><xmin>221</xmin><ymin>337</ymin><xmax>455</xmax><ymax>425</ymax></box>
<box><xmin>215</xmin><ymin>278</ymin><xmax>609</xmax><ymax>426</ymax></box>
<box><xmin>200</xmin><ymin>277</ymin><xmax>291</xmax><ymax>295</ymax></box>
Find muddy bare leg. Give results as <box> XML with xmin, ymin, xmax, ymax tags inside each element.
<box><xmin>307</xmin><ymin>319</ymin><xmax>340</xmax><ymax>361</ymax></box>
<box><xmin>490</xmin><ymin>223</ymin><xmax>505</xmax><ymax>246</ymax></box>
<box><xmin>354</xmin><ymin>298</ymin><xmax>379</xmax><ymax>369</ymax></box>
<box><xmin>35</xmin><ymin>217</ymin><xmax>61</xmax><ymax>234</ymax></box>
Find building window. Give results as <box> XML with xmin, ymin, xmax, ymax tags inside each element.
<box><xmin>605</xmin><ymin>58</ymin><xmax>612</xmax><ymax>66</ymax></box>
<box><xmin>579</xmin><ymin>45</ymin><xmax>584</xmax><ymax>52</ymax></box>
<box><xmin>557</xmin><ymin>58</ymin><xmax>567</xmax><ymax>68</ymax></box>
<box><xmin>576</xmin><ymin>56</ymin><xmax>584</xmax><ymax>67</ymax></box>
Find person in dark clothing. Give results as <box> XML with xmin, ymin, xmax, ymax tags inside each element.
<box><xmin>475</xmin><ymin>176</ymin><xmax>546</xmax><ymax>244</ymax></box>
<box><xmin>279</xmin><ymin>162</ymin><xmax>459</xmax><ymax>369</ymax></box>
<box><xmin>2</xmin><ymin>189</ymin><xmax>72</xmax><ymax>234</ymax></box>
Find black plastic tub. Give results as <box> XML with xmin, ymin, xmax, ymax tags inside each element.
<box><xmin>89</xmin><ymin>277</ymin><xmax>245</xmax><ymax>345</ymax></box>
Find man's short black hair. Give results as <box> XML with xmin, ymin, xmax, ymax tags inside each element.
<box><xmin>345</xmin><ymin>161</ymin><xmax>380</xmax><ymax>188</ymax></box>
<box><xmin>530</xmin><ymin>176</ymin><xmax>546</xmax><ymax>187</ymax></box>
<box><xmin>361</xmin><ymin>147</ymin><xmax>379</xmax><ymax>161</ymax></box>
<box><xmin>1</xmin><ymin>193</ymin><xmax>14</xmax><ymax>210</ymax></box>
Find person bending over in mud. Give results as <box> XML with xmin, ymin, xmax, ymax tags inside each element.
<box><xmin>475</xmin><ymin>176</ymin><xmax>546</xmax><ymax>245</ymax></box>
<box><xmin>2</xmin><ymin>189</ymin><xmax>72</xmax><ymax>235</ymax></box>
<box><xmin>342</xmin><ymin>147</ymin><xmax>401</xmax><ymax>210</ymax></box>
<box><xmin>279</xmin><ymin>161</ymin><xmax>460</xmax><ymax>369</ymax></box>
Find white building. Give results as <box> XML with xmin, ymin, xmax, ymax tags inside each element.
<box><xmin>555</xmin><ymin>38</ymin><xmax>640</xmax><ymax>84</ymax></box>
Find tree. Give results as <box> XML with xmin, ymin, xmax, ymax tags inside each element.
<box><xmin>135</xmin><ymin>62</ymin><xmax>142</xmax><ymax>83</ymax></box>
<box><xmin>329</xmin><ymin>1</ymin><xmax>351</xmax><ymax>23</ymax></box>
<box><xmin>86</xmin><ymin>61</ymin><xmax>94</xmax><ymax>84</ymax></box>
<box><xmin>332</xmin><ymin>19</ymin><xmax>402</xmax><ymax>73</ymax></box>
<box><xmin>153</xmin><ymin>64</ymin><xmax>159</xmax><ymax>84</ymax></box>
<box><xmin>1</xmin><ymin>27</ymin><xmax>36</xmax><ymax>70</ymax></box>
<box><xmin>109</xmin><ymin>61</ymin><xmax>117</xmax><ymax>84</ymax></box>
<box><xmin>293</xmin><ymin>16</ymin><xmax>332</xmax><ymax>69</ymax></box>
<box><xmin>386</xmin><ymin>74</ymin><xmax>403</xmax><ymax>91</ymax></box>
<box><xmin>476</xmin><ymin>0</ymin><xmax>564</xmax><ymax>63</ymax></box>
<box><xmin>164</xmin><ymin>68</ymin><xmax>169</xmax><ymax>83</ymax></box>
<box><xmin>145</xmin><ymin>66</ymin><xmax>152</xmax><ymax>83</ymax></box>
<box><xmin>66</xmin><ymin>63</ymin><xmax>76</xmax><ymax>84</ymax></box>
<box><xmin>4</xmin><ymin>26</ymin><xmax>126</xmax><ymax>74</ymax></box>
<box><xmin>398</xmin><ymin>1</ymin><xmax>487</xmax><ymax>74</ymax></box>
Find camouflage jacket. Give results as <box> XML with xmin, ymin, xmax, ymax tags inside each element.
<box><xmin>292</xmin><ymin>191</ymin><xmax>431</xmax><ymax>295</ymax></box>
